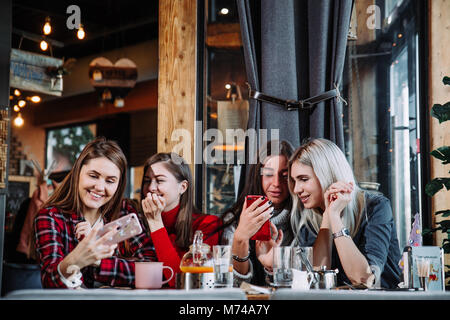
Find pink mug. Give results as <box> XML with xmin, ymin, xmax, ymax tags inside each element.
<box><xmin>135</xmin><ymin>261</ymin><xmax>174</xmax><ymax>289</ymax></box>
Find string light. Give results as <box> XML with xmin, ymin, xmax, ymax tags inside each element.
<box><xmin>14</xmin><ymin>89</ymin><xmax>21</xmax><ymax>96</ymax></box>
<box><xmin>40</xmin><ymin>39</ymin><xmax>48</xmax><ymax>51</ymax></box>
<box><xmin>43</xmin><ymin>17</ymin><xmax>52</xmax><ymax>35</ymax></box>
<box><xmin>13</xmin><ymin>105</ymin><xmax>19</xmax><ymax>112</ymax></box>
<box><xmin>18</xmin><ymin>99</ymin><xmax>26</xmax><ymax>108</ymax></box>
<box><xmin>13</xmin><ymin>113</ymin><xmax>24</xmax><ymax>127</ymax></box>
<box><xmin>77</xmin><ymin>24</ymin><xmax>85</xmax><ymax>40</ymax></box>
<box><xmin>29</xmin><ymin>96</ymin><xmax>41</xmax><ymax>103</ymax></box>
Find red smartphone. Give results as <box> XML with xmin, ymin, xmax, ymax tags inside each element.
<box><xmin>97</xmin><ymin>213</ymin><xmax>143</xmax><ymax>246</ymax></box>
<box><xmin>246</xmin><ymin>195</ymin><xmax>271</xmax><ymax>241</ymax></box>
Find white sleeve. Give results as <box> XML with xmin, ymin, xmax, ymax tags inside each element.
<box><xmin>57</xmin><ymin>262</ymin><xmax>83</xmax><ymax>289</ymax></box>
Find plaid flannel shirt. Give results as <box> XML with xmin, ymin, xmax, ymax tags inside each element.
<box><xmin>34</xmin><ymin>201</ymin><xmax>156</xmax><ymax>288</ymax></box>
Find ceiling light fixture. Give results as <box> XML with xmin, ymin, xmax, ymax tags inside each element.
<box><xmin>77</xmin><ymin>24</ymin><xmax>86</xmax><ymax>40</ymax></box>
<box><xmin>13</xmin><ymin>113</ymin><xmax>24</xmax><ymax>127</ymax></box>
<box><xmin>43</xmin><ymin>17</ymin><xmax>52</xmax><ymax>35</ymax></box>
<box><xmin>29</xmin><ymin>96</ymin><xmax>41</xmax><ymax>103</ymax></box>
<box><xmin>40</xmin><ymin>39</ymin><xmax>48</xmax><ymax>51</ymax></box>
<box><xmin>220</xmin><ymin>8</ymin><xmax>229</xmax><ymax>15</ymax></box>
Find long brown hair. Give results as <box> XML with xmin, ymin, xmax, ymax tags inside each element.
<box><xmin>43</xmin><ymin>136</ymin><xmax>128</xmax><ymax>221</ymax></box>
<box><xmin>220</xmin><ymin>140</ymin><xmax>295</xmax><ymax>229</ymax></box>
<box><xmin>140</xmin><ymin>152</ymin><xmax>197</xmax><ymax>249</ymax></box>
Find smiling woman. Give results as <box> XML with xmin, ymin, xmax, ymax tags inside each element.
<box><xmin>33</xmin><ymin>137</ymin><xmax>156</xmax><ymax>288</ymax></box>
<box><xmin>288</xmin><ymin>138</ymin><xmax>402</xmax><ymax>289</ymax></box>
<box><xmin>217</xmin><ymin>140</ymin><xmax>295</xmax><ymax>287</ymax></box>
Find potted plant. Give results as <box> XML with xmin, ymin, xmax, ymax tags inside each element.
<box><xmin>423</xmin><ymin>76</ymin><xmax>450</xmax><ymax>289</ymax></box>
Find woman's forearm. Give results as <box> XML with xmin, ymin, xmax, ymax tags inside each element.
<box><xmin>328</xmin><ymin>214</ymin><xmax>372</xmax><ymax>284</ymax></box>
<box><xmin>231</xmin><ymin>232</ymin><xmax>250</xmax><ymax>274</ymax></box>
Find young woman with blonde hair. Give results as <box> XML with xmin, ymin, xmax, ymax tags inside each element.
<box><xmin>288</xmin><ymin>138</ymin><xmax>402</xmax><ymax>289</ymax></box>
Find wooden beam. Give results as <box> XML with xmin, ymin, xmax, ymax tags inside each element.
<box><xmin>206</xmin><ymin>23</ymin><xmax>242</xmax><ymax>49</ymax></box>
<box><xmin>158</xmin><ymin>0</ymin><xmax>197</xmax><ymax>167</ymax></box>
<box><xmin>31</xmin><ymin>79</ymin><xmax>157</xmax><ymax>128</ymax></box>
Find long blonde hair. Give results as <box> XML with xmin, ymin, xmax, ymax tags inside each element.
<box><xmin>288</xmin><ymin>138</ymin><xmax>366</xmax><ymax>241</ymax></box>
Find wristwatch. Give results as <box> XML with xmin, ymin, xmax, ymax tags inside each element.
<box><xmin>332</xmin><ymin>227</ymin><xmax>351</xmax><ymax>240</ymax></box>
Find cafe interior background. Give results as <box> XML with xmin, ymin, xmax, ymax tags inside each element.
<box><xmin>0</xmin><ymin>0</ymin><xmax>449</xmax><ymax>293</ymax></box>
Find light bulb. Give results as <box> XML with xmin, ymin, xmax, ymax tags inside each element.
<box><xmin>40</xmin><ymin>40</ymin><xmax>48</xmax><ymax>51</ymax></box>
<box><xmin>220</xmin><ymin>8</ymin><xmax>229</xmax><ymax>15</ymax></box>
<box><xmin>114</xmin><ymin>97</ymin><xmax>124</xmax><ymax>108</ymax></box>
<box><xmin>14</xmin><ymin>89</ymin><xmax>21</xmax><ymax>96</ymax></box>
<box><xmin>14</xmin><ymin>113</ymin><xmax>24</xmax><ymax>127</ymax></box>
<box><xmin>225</xmin><ymin>83</ymin><xmax>231</xmax><ymax>90</ymax></box>
<box><xmin>18</xmin><ymin>100</ymin><xmax>26</xmax><ymax>108</ymax></box>
<box><xmin>43</xmin><ymin>17</ymin><xmax>52</xmax><ymax>35</ymax></box>
<box><xmin>77</xmin><ymin>24</ymin><xmax>85</xmax><ymax>40</ymax></box>
<box><xmin>30</xmin><ymin>96</ymin><xmax>41</xmax><ymax>103</ymax></box>
<box><xmin>93</xmin><ymin>70</ymin><xmax>102</xmax><ymax>81</ymax></box>
<box><xmin>13</xmin><ymin>105</ymin><xmax>19</xmax><ymax>112</ymax></box>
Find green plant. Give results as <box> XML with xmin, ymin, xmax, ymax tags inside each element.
<box><xmin>423</xmin><ymin>76</ymin><xmax>450</xmax><ymax>288</ymax></box>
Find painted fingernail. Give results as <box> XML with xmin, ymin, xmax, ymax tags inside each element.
<box><xmin>261</xmin><ymin>196</ymin><xmax>265</xmax><ymax>200</ymax></box>
<box><xmin>268</xmin><ymin>200</ymin><xmax>272</xmax><ymax>205</ymax></box>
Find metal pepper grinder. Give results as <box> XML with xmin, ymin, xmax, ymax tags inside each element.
<box><xmin>402</xmin><ymin>246</ymin><xmax>413</xmax><ymax>288</ymax></box>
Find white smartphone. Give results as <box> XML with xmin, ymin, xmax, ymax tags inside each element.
<box><xmin>97</xmin><ymin>213</ymin><xmax>143</xmax><ymax>245</ymax></box>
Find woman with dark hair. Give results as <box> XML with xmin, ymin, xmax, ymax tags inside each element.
<box><xmin>34</xmin><ymin>137</ymin><xmax>155</xmax><ymax>288</ymax></box>
<box><xmin>139</xmin><ymin>152</ymin><xmax>221</xmax><ymax>288</ymax></box>
<box><xmin>220</xmin><ymin>140</ymin><xmax>295</xmax><ymax>286</ymax></box>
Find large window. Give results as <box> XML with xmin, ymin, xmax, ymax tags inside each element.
<box><xmin>46</xmin><ymin>123</ymin><xmax>96</xmax><ymax>171</ymax></box>
<box><xmin>343</xmin><ymin>0</ymin><xmax>425</xmax><ymax>248</ymax></box>
<box><xmin>202</xmin><ymin>0</ymin><xmax>247</xmax><ymax>215</ymax></box>
<box><xmin>201</xmin><ymin>0</ymin><xmax>427</xmax><ymax>250</ymax></box>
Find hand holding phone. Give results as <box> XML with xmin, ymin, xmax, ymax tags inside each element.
<box><xmin>97</xmin><ymin>213</ymin><xmax>143</xmax><ymax>246</ymax></box>
<box><xmin>246</xmin><ymin>195</ymin><xmax>272</xmax><ymax>241</ymax></box>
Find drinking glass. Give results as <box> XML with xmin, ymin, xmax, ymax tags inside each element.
<box><xmin>212</xmin><ymin>245</ymin><xmax>233</xmax><ymax>288</ymax></box>
<box><xmin>273</xmin><ymin>246</ymin><xmax>293</xmax><ymax>287</ymax></box>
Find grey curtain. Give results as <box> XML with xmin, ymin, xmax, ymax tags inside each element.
<box><xmin>237</xmin><ymin>0</ymin><xmax>353</xmax><ymax>151</ymax></box>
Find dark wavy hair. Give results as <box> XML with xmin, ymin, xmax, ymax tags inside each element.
<box><xmin>139</xmin><ymin>152</ymin><xmax>198</xmax><ymax>249</ymax></box>
<box><xmin>219</xmin><ymin>140</ymin><xmax>295</xmax><ymax>230</ymax></box>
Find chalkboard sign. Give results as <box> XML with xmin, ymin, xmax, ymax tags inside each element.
<box><xmin>5</xmin><ymin>175</ymin><xmax>35</xmax><ymax>215</ymax></box>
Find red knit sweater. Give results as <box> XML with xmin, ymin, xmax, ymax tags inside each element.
<box><xmin>151</xmin><ymin>205</ymin><xmax>222</xmax><ymax>287</ymax></box>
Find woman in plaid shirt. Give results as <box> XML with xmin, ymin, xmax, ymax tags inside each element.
<box><xmin>34</xmin><ymin>137</ymin><xmax>155</xmax><ymax>288</ymax></box>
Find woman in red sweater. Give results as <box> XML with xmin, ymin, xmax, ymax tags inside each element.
<box><xmin>139</xmin><ymin>153</ymin><xmax>221</xmax><ymax>287</ymax></box>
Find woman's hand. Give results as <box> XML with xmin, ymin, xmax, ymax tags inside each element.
<box><xmin>324</xmin><ymin>181</ymin><xmax>353</xmax><ymax>217</ymax></box>
<box><xmin>141</xmin><ymin>192</ymin><xmax>166</xmax><ymax>231</ymax></box>
<box><xmin>234</xmin><ymin>196</ymin><xmax>274</xmax><ymax>242</ymax></box>
<box><xmin>75</xmin><ymin>221</ymin><xmax>93</xmax><ymax>240</ymax></box>
<box><xmin>255</xmin><ymin>222</ymin><xmax>283</xmax><ymax>272</ymax></box>
<box><xmin>61</xmin><ymin>224</ymin><xmax>118</xmax><ymax>275</ymax></box>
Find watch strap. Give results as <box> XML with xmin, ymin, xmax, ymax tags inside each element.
<box><xmin>232</xmin><ymin>250</ymin><xmax>250</xmax><ymax>262</ymax></box>
<box><xmin>332</xmin><ymin>227</ymin><xmax>351</xmax><ymax>240</ymax></box>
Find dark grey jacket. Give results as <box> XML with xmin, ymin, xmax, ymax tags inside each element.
<box><xmin>296</xmin><ymin>192</ymin><xmax>402</xmax><ymax>289</ymax></box>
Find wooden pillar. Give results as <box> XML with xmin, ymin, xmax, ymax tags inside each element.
<box><xmin>429</xmin><ymin>0</ymin><xmax>450</xmax><ymax>259</ymax></box>
<box><xmin>158</xmin><ymin>0</ymin><xmax>198</xmax><ymax>171</ymax></box>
